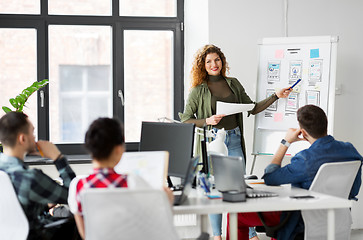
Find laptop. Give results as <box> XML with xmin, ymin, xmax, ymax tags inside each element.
<box><xmin>210</xmin><ymin>155</ymin><xmax>278</xmax><ymax>198</ymax></box>
<box><xmin>173</xmin><ymin>156</ymin><xmax>199</xmax><ymax>205</ymax></box>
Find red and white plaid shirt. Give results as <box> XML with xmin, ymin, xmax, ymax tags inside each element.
<box><xmin>75</xmin><ymin>168</ymin><xmax>128</xmax><ymax>214</ymax></box>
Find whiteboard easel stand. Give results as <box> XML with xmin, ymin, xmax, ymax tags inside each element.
<box><xmin>250</xmin><ymin>36</ymin><xmax>338</xmax><ymax>175</ymax></box>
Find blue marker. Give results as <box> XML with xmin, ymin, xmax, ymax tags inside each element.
<box><xmin>290</xmin><ymin>79</ymin><xmax>301</xmax><ymax>90</ymax></box>
<box><xmin>200</xmin><ymin>175</ymin><xmax>210</xmax><ymax>193</ymax></box>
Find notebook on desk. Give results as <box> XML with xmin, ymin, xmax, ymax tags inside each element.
<box><xmin>173</xmin><ymin>156</ymin><xmax>199</xmax><ymax>206</ymax></box>
<box><xmin>210</xmin><ymin>155</ymin><xmax>277</xmax><ymax>199</ymax></box>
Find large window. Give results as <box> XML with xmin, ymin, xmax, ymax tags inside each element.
<box><xmin>124</xmin><ymin>30</ymin><xmax>173</xmax><ymax>142</ymax></box>
<box><xmin>57</xmin><ymin>65</ymin><xmax>112</xmax><ymax>142</ymax></box>
<box><xmin>49</xmin><ymin>25</ymin><xmax>112</xmax><ymax>143</ymax></box>
<box><xmin>0</xmin><ymin>0</ymin><xmax>184</xmax><ymax>154</ymax></box>
<box><xmin>0</xmin><ymin>28</ymin><xmax>38</xmax><ymax>132</ymax></box>
<box><xmin>120</xmin><ymin>0</ymin><xmax>176</xmax><ymax>17</ymax></box>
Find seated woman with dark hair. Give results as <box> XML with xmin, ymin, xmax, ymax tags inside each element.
<box><xmin>68</xmin><ymin>118</ymin><xmax>174</xmax><ymax>239</ymax></box>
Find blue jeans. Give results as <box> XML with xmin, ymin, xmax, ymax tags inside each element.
<box><xmin>209</xmin><ymin>127</ymin><xmax>257</xmax><ymax>238</ymax></box>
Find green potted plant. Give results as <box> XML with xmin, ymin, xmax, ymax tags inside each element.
<box><xmin>0</xmin><ymin>79</ymin><xmax>49</xmax><ymax>152</ymax></box>
<box><xmin>2</xmin><ymin>79</ymin><xmax>49</xmax><ymax>113</ymax></box>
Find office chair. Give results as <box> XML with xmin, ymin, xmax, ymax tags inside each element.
<box><xmin>0</xmin><ymin>170</ymin><xmax>29</xmax><ymax>240</ymax></box>
<box><xmin>81</xmin><ymin>188</ymin><xmax>209</xmax><ymax>240</ymax></box>
<box><xmin>300</xmin><ymin>160</ymin><xmax>361</xmax><ymax>240</ymax></box>
<box><xmin>256</xmin><ymin>160</ymin><xmax>361</xmax><ymax>240</ymax></box>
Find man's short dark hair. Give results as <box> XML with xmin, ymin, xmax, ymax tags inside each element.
<box><xmin>85</xmin><ymin>118</ymin><xmax>125</xmax><ymax>160</ymax></box>
<box><xmin>297</xmin><ymin>105</ymin><xmax>327</xmax><ymax>139</ymax></box>
<box><xmin>0</xmin><ymin>112</ymin><xmax>30</xmax><ymax>147</ymax></box>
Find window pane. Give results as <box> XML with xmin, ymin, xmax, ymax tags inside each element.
<box><xmin>124</xmin><ymin>30</ymin><xmax>173</xmax><ymax>142</ymax></box>
<box><xmin>87</xmin><ymin>97</ymin><xmax>110</xmax><ymax>121</ymax></box>
<box><xmin>88</xmin><ymin>66</ymin><xmax>110</xmax><ymax>91</ymax></box>
<box><xmin>48</xmin><ymin>0</ymin><xmax>111</xmax><ymax>16</ymax></box>
<box><xmin>49</xmin><ymin>25</ymin><xmax>112</xmax><ymax>143</ymax></box>
<box><xmin>59</xmin><ymin>66</ymin><xmax>83</xmax><ymax>92</ymax></box>
<box><xmin>0</xmin><ymin>29</ymin><xmax>38</xmax><ymax>129</ymax></box>
<box><xmin>61</xmin><ymin>97</ymin><xmax>82</xmax><ymax>142</ymax></box>
<box><xmin>0</xmin><ymin>1</ymin><xmax>39</xmax><ymax>14</ymax></box>
<box><xmin>120</xmin><ymin>0</ymin><xmax>176</xmax><ymax>17</ymax></box>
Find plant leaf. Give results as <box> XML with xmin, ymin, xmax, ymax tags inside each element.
<box><xmin>22</xmin><ymin>89</ymin><xmax>31</xmax><ymax>96</ymax></box>
<box><xmin>16</xmin><ymin>94</ymin><xmax>26</xmax><ymax>102</ymax></box>
<box><xmin>32</xmin><ymin>81</ymin><xmax>40</xmax><ymax>88</ymax></box>
<box><xmin>2</xmin><ymin>106</ymin><xmax>12</xmax><ymax>113</ymax></box>
<box><xmin>4</xmin><ymin>79</ymin><xmax>49</xmax><ymax>114</ymax></box>
<box><xmin>9</xmin><ymin>98</ymin><xmax>19</xmax><ymax>109</ymax></box>
<box><xmin>15</xmin><ymin>96</ymin><xmax>25</xmax><ymax>110</ymax></box>
<box><xmin>39</xmin><ymin>79</ymin><xmax>49</xmax><ymax>88</ymax></box>
<box><xmin>29</xmin><ymin>86</ymin><xmax>37</xmax><ymax>93</ymax></box>
<box><xmin>26</xmin><ymin>87</ymin><xmax>35</xmax><ymax>94</ymax></box>
<box><xmin>24</xmin><ymin>87</ymin><xmax>36</xmax><ymax>96</ymax></box>
<box><xmin>19</xmin><ymin>93</ymin><xmax>28</xmax><ymax>101</ymax></box>
<box><xmin>32</xmin><ymin>79</ymin><xmax>49</xmax><ymax>90</ymax></box>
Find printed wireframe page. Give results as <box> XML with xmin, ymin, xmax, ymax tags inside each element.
<box><xmin>114</xmin><ymin>151</ymin><xmax>169</xmax><ymax>189</ymax></box>
<box><xmin>216</xmin><ymin>101</ymin><xmax>255</xmax><ymax>116</ymax></box>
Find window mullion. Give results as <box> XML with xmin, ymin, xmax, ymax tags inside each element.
<box><xmin>37</xmin><ymin>20</ymin><xmax>49</xmax><ymax>140</ymax></box>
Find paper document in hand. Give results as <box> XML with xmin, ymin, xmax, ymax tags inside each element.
<box><xmin>114</xmin><ymin>151</ymin><xmax>169</xmax><ymax>189</ymax></box>
<box><xmin>216</xmin><ymin>101</ymin><xmax>255</xmax><ymax>116</ymax></box>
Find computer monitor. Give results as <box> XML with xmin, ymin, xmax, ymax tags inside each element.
<box><xmin>139</xmin><ymin>121</ymin><xmax>195</xmax><ymax>179</ymax></box>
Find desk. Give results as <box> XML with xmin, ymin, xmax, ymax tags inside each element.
<box><xmin>27</xmin><ymin>155</ymin><xmax>93</xmax><ymax>179</ymax></box>
<box><xmin>173</xmin><ymin>184</ymin><xmax>351</xmax><ymax>240</ymax></box>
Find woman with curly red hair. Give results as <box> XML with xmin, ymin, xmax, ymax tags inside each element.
<box><xmin>179</xmin><ymin>44</ymin><xmax>291</xmax><ymax>240</ymax></box>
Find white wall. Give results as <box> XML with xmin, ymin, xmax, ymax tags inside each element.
<box><xmin>184</xmin><ymin>0</ymin><xmax>209</xmax><ymax>100</ymax></box>
<box><xmin>185</xmin><ymin>0</ymin><xmax>363</xmax><ymax>228</ymax></box>
<box><xmin>288</xmin><ymin>2</ymin><xmax>363</xmax><ymax>228</ymax></box>
<box><xmin>287</xmin><ymin>0</ymin><xmax>363</xmax><ymax>151</ymax></box>
<box><xmin>207</xmin><ymin>0</ymin><xmax>286</xmax><ymax>172</ymax></box>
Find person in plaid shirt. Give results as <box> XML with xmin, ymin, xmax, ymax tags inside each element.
<box><xmin>68</xmin><ymin>117</ymin><xmax>174</xmax><ymax>239</ymax></box>
<box><xmin>0</xmin><ymin>112</ymin><xmax>78</xmax><ymax>239</ymax></box>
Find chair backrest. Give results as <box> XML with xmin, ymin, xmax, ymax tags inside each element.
<box><xmin>302</xmin><ymin>160</ymin><xmax>361</xmax><ymax>240</ymax></box>
<box><xmin>0</xmin><ymin>170</ymin><xmax>29</xmax><ymax>240</ymax></box>
<box><xmin>309</xmin><ymin>160</ymin><xmax>361</xmax><ymax>198</ymax></box>
<box><xmin>67</xmin><ymin>176</ymin><xmax>82</xmax><ymax>214</ymax></box>
<box><xmin>81</xmin><ymin>188</ymin><xmax>180</xmax><ymax>240</ymax></box>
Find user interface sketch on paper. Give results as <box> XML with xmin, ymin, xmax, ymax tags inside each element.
<box><xmin>114</xmin><ymin>151</ymin><xmax>169</xmax><ymax>189</ymax></box>
<box><xmin>216</xmin><ymin>101</ymin><xmax>255</xmax><ymax>116</ymax></box>
<box><xmin>253</xmin><ymin>36</ymin><xmax>336</xmax><ymax>155</ymax></box>
<box><xmin>257</xmin><ymin>44</ymin><xmax>330</xmax><ymax>131</ymax></box>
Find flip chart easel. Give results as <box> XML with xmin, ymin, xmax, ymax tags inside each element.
<box><xmin>250</xmin><ymin>36</ymin><xmax>338</xmax><ymax>174</ymax></box>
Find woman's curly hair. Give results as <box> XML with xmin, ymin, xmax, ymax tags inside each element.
<box><xmin>190</xmin><ymin>44</ymin><xmax>229</xmax><ymax>87</ymax></box>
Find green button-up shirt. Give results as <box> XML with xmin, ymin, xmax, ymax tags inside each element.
<box><xmin>179</xmin><ymin>77</ymin><xmax>277</xmax><ymax>160</ymax></box>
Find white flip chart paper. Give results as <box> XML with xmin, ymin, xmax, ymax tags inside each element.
<box><xmin>216</xmin><ymin>101</ymin><xmax>255</xmax><ymax>116</ymax></box>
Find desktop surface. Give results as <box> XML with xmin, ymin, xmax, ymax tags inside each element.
<box><xmin>173</xmin><ymin>183</ymin><xmax>351</xmax><ymax>240</ymax></box>
<box><xmin>173</xmin><ymin>184</ymin><xmax>351</xmax><ymax>214</ymax></box>
<box><xmin>25</xmin><ymin>154</ymin><xmax>92</xmax><ymax>165</ymax></box>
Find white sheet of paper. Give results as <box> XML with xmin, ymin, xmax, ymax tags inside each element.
<box><xmin>114</xmin><ymin>151</ymin><xmax>169</xmax><ymax>189</ymax></box>
<box><xmin>216</xmin><ymin>101</ymin><xmax>255</xmax><ymax>116</ymax></box>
